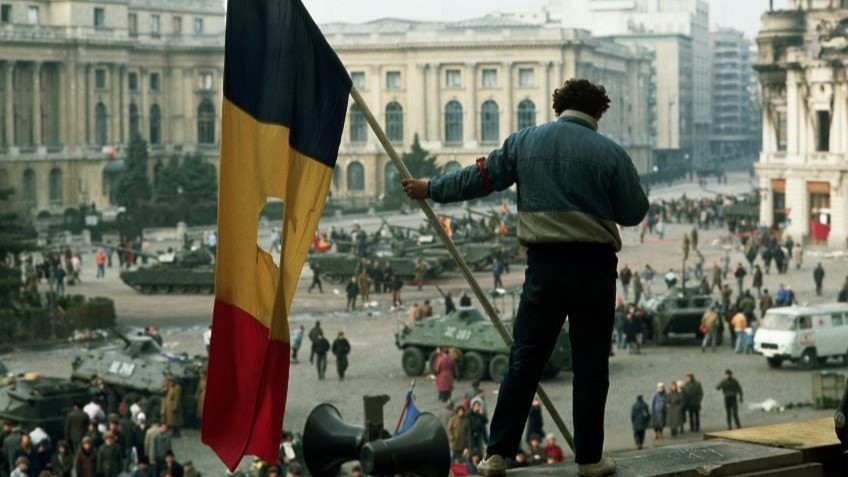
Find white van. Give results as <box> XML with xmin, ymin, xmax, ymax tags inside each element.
<box><xmin>753</xmin><ymin>303</ymin><xmax>848</xmax><ymax>369</ymax></box>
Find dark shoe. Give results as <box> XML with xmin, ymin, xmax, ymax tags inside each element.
<box><xmin>477</xmin><ymin>455</ymin><xmax>506</xmax><ymax>477</ymax></box>
<box><xmin>578</xmin><ymin>456</ymin><xmax>617</xmax><ymax>477</ymax></box>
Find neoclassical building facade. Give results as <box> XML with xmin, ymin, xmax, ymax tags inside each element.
<box><xmin>0</xmin><ymin>0</ymin><xmax>225</xmax><ymax>216</ymax></box>
<box><xmin>324</xmin><ymin>17</ymin><xmax>655</xmax><ymax>205</ymax></box>
<box><xmin>756</xmin><ymin>0</ymin><xmax>848</xmax><ymax>246</ymax></box>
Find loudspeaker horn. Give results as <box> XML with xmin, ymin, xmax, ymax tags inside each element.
<box><xmin>359</xmin><ymin>413</ymin><xmax>450</xmax><ymax>477</ymax></box>
<box><xmin>302</xmin><ymin>403</ymin><xmax>365</xmax><ymax>477</ymax></box>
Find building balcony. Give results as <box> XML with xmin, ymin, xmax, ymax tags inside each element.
<box><xmin>807</xmin><ymin>152</ymin><xmax>848</xmax><ymax>166</ymax></box>
<box><xmin>760</xmin><ymin>151</ymin><xmax>786</xmax><ymax>164</ymax></box>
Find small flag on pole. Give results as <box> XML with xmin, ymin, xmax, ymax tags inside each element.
<box><xmin>202</xmin><ymin>0</ymin><xmax>351</xmax><ymax>470</ymax></box>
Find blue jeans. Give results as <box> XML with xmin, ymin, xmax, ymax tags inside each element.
<box><xmin>735</xmin><ymin>333</ymin><xmax>745</xmax><ymax>353</ymax></box>
<box><xmin>486</xmin><ymin>244</ymin><xmax>616</xmax><ymax>464</ymax></box>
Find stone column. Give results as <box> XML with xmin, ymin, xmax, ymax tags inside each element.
<box><xmin>140</xmin><ymin>68</ymin><xmax>149</xmax><ymax>141</ymax></box>
<box><xmin>504</xmin><ymin>62</ymin><xmax>514</xmax><ymax>136</ymax></box>
<box><xmin>544</xmin><ymin>61</ymin><xmax>553</xmax><ymax>122</ymax></box>
<box><xmin>4</xmin><ymin>62</ymin><xmax>14</xmax><ymax>148</ymax></box>
<box><xmin>85</xmin><ymin>65</ymin><xmax>93</xmax><ymax>145</ymax></box>
<box><xmin>33</xmin><ymin>61</ymin><xmax>42</xmax><ymax>148</ymax></box>
<box><xmin>110</xmin><ymin>64</ymin><xmax>120</xmax><ymax>145</ymax></box>
<box><xmin>429</xmin><ymin>62</ymin><xmax>440</xmax><ymax>143</ymax></box>
<box><xmin>75</xmin><ymin>64</ymin><xmax>87</xmax><ymax>149</ymax></box>
<box><xmin>58</xmin><ymin>63</ymin><xmax>69</xmax><ymax>148</ymax></box>
<box><xmin>466</xmin><ymin>62</ymin><xmax>477</xmax><ymax>143</ymax></box>
<box><xmin>416</xmin><ymin>63</ymin><xmax>429</xmax><ymax>141</ymax></box>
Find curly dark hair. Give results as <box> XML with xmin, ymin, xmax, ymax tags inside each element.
<box><xmin>552</xmin><ymin>78</ymin><xmax>611</xmax><ymax>118</ymax></box>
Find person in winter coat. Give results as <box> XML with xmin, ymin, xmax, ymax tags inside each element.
<box><xmin>468</xmin><ymin>401</ymin><xmax>489</xmax><ymax>457</ymax></box>
<box><xmin>619</xmin><ymin>265</ymin><xmax>633</xmax><ymax>300</ymax></box>
<box><xmin>291</xmin><ymin>325</ymin><xmax>304</xmax><ymax>364</ymax></box>
<box><xmin>51</xmin><ymin>440</ymin><xmax>74</xmax><ymax>477</ymax></box>
<box><xmin>752</xmin><ymin>265</ymin><xmax>763</xmax><ymax>298</ymax></box>
<box><xmin>701</xmin><ymin>306</ymin><xmax>720</xmax><ymax>352</ymax></box>
<box><xmin>308</xmin><ymin>321</ymin><xmax>323</xmax><ymax>365</ymax></box>
<box><xmin>96</xmin><ymin>432</ymin><xmax>123</xmax><ymax>477</ymax></box>
<box><xmin>432</xmin><ymin>347</ymin><xmax>457</xmax><ymax>402</ymax></box>
<box><xmin>543</xmin><ymin>434</ymin><xmax>565</xmax><ymax>463</ymax></box>
<box><xmin>666</xmin><ymin>381</ymin><xmax>685</xmax><ymax>436</ymax></box>
<box><xmin>313</xmin><ymin>333</ymin><xmax>330</xmax><ymax>380</ymax></box>
<box><xmin>650</xmin><ymin>383</ymin><xmax>668</xmax><ymax>441</ymax></box>
<box><xmin>525</xmin><ymin>397</ymin><xmax>545</xmax><ymax>444</ymax></box>
<box><xmin>630</xmin><ymin>395</ymin><xmax>651</xmax><ymax>450</ymax></box>
<box><xmin>682</xmin><ymin>373</ymin><xmax>704</xmax><ymax>432</ymax></box>
<box><xmin>74</xmin><ymin>437</ymin><xmax>97</xmax><ymax>477</ymax></box>
<box><xmin>331</xmin><ymin>332</ymin><xmax>351</xmax><ymax>380</ymax></box>
<box><xmin>64</xmin><ymin>403</ymin><xmax>90</xmax><ymax>452</ymax></box>
<box><xmin>160</xmin><ymin>377</ymin><xmax>183</xmax><ymax>437</ymax></box>
<box><xmin>814</xmin><ymin>263</ymin><xmax>825</xmax><ymax>296</ymax></box>
<box><xmin>447</xmin><ymin>407</ymin><xmax>470</xmax><ymax>463</ymax></box>
<box><xmin>345</xmin><ymin>278</ymin><xmax>359</xmax><ymax>311</ymax></box>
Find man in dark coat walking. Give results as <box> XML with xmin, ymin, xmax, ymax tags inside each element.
<box><xmin>313</xmin><ymin>333</ymin><xmax>330</xmax><ymax>380</ymax></box>
<box><xmin>308</xmin><ymin>321</ymin><xmax>323</xmax><ymax>365</ymax></box>
<box><xmin>331</xmin><ymin>332</ymin><xmax>351</xmax><ymax>380</ymax></box>
<box><xmin>814</xmin><ymin>263</ymin><xmax>825</xmax><ymax>296</ymax></box>
<box><xmin>64</xmin><ymin>403</ymin><xmax>89</xmax><ymax>451</ymax></box>
<box><xmin>630</xmin><ymin>395</ymin><xmax>650</xmax><ymax>450</ymax></box>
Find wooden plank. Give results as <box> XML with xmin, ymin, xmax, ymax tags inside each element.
<box><xmin>704</xmin><ymin>418</ymin><xmax>840</xmax><ymax>457</ymax></box>
<box><xmin>733</xmin><ymin>463</ymin><xmax>822</xmax><ymax>477</ymax></box>
<box><xmin>507</xmin><ymin>439</ymin><xmax>802</xmax><ymax>477</ymax></box>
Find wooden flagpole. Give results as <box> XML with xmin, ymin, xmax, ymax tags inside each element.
<box><xmin>349</xmin><ymin>86</ymin><xmax>576</xmax><ymax>452</ymax></box>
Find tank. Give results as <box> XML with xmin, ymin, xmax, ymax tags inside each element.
<box><xmin>394</xmin><ymin>306</ymin><xmax>571</xmax><ymax>382</ymax></box>
<box><xmin>310</xmin><ymin>237</ymin><xmax>444</xmax><ymax>283</ymax></box>
<box><xmin>120</xmin><ymin>249</ymin><xmax>215</xmax><ymax>294</ymax></box>
<box><xmin>70</xmin><ymin>331</ymin><xmax>206</xmax><ymax>426</ymax></box>
<box><xmin>0</xmin><ymin>375</ymin><xmax>92</xmax><ymax>439</ymax></box>
<box><xmin>643</xmin><ymin>287</ymin><xmax>714</xmax><ymax>345</ymax></box>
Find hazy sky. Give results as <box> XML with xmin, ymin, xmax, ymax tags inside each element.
<box><xmin>301</xmin><ymin>0</ymin><xmax>791</xmax><ymax>39</ymax></box>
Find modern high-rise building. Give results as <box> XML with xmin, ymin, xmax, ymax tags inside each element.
<box><xmin>756</xmin><ymin>0</ymin><xmax>848</xmax><ymax>246</ymax></box>
<box><xmin>0</xmin><ymin>0</ymin><xmax>225</xmax><ymax>216</ymax></box>
<box><xmin>323</xmin><ymin>17</ymin><xmax>655</xmax><ymax>205</ymax></box>
<box><xmin>500</xmin><ymin>0</ymin><xmax>711</xmax><ymax>177</ymax></box>
<box><xmin>709</xmin><ymin>27</ymin><xmax>759</xmax><ymax>162</ymax></box>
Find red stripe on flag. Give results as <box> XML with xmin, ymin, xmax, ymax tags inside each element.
<box><xmin>202</xmin><ymin>299</ymin><xmax>291</xmax><ymax>470</ymax></box>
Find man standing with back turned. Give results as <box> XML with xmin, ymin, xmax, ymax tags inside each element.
<box><xmin>403</xmin><ymin>78</ymin><xmax>648</xmax><ymax>477</ymax></box>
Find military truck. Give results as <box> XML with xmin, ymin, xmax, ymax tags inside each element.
<box><xmin>643</xmin><ymin>287</ymin><xmax>714</xmax><ymax>345</ymax></box>
<box><xmin>120</xmin><ymin>249</ymin><xmax>215</xmax><ymax>294</ymax></box>
<box><xmin>0</xmin><ymin>375</ymin><xmax>92</xmax><ymax>439</ymax></box>
<box><xmin>71</xmin><ymin>331</ymin><xmax>206</xmax><ymax>426</ymax></box>
<box><xmin>395</xmin><ymin>306</ymin><xmax>571</xmax><ymax>382</ymax></box>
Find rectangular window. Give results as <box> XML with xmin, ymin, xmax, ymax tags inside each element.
<box><xmin>0</xmin><ymin>5</ymin><xmax>10</xmax><ymax>23</ymax></box>
<box><xmin>832</xmin><ymin>315</ymin><xmax>844</xmax><ymax>327</ymax></box>
<box><xmin>128</xmin><ymin>13</ymin><xmax>137</xmax><ymax>35</ymax></box>
<box><xmin>27</xmin><ymin>6</ymin><xmax>38</xmax><ymax>24</ymax></box>
<box><xmin>198</xmin><ymin>72</ymin><xmax>213</xmax><ymax>90</ymax></box>
<box><xmin>150</xmin><ymin>14</ymin><xmax>160</xmax><ymax>36</ymax></box>
<box><xmin>385</xmin><ymin>71</ymin><xmax>401</xmax><ymax>90</ymax></box>
<box><xmin>776</xmin><ymin>111</ymin><xmax>787</xmax><ymax>152</ymax></box>
<box><xmin>149</xmin><ymin>72</ymin><xmax>160</xmax><ymax>92</ymax></box>
<box><xmin>519</xmin><ymin>68</ymin><xmax>534</xmax><ymax>87</ymax></box>
<box><xmin>172</xmin><ymin>16</ymin><xmax>182</xmax><ymax>34</ymax></box>
<box><xmin>482</xmin><ymin>69</ymin><xmax>497</xmax><ymax>88</ymax></box>
<box><xmin>95</xmin><ymin>69</ymin><xmax>107</xmax><ymax>90</ymax></box>
<box><xmin>351</xmin><ymin>71</ymin><xmax>365</xmax><ymax>89</ymax></box>
<box><xmin>193</xmin><ymin>17</ymin><xmax>203</xmax><ymax>35</ymax></box>
<box><xmin>816</xmin><ymin>110</ymin><xmax>830</xmax><ymax>152</ymax></box>
<box><xmin>445</xmin><ymin>69</ymin><xmax>461</xmax><ymax>88</ymax></box>
<box><xmin>94</xmin><ymin>7</ymin><xmax>105</xmax><ymax>28</ymax></box>
<box><xmin>128</xmin><ymin>72</ymin><xmax>138</xmax><ymax>91</ymax></box>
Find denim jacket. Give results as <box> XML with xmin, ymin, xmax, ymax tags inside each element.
<box><xmin>428</xmin><ymin>110</ymin><xmax>648</xmax><ymax>251</ymax></box>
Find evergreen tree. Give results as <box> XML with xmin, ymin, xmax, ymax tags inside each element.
<box><xmin>116</xmin><ymin>133</ymin><xmax>152</xmax><ymax>209</ymax></box>
<box><xmin>0</xmin><ymin>188</ymin><xmax>36</xmax><ymax>306</ymax></box>
<box><xmin>153</xmin><ymin>156</ymin><xmax>183</xmax><ymax>203</ymax></box>
<box><xmin>180</xmin><ymin>153</ymin><xmax>218</xmax><ymax>202</ymax></box>
<box><xmin>385</xmin><ymin>134</ymin><xmax>443</xmax><ymax>204</ymax></box>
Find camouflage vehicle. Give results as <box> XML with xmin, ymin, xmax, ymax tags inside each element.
<box><xmin>120</xmin><ymin>249</ymin><xmax>215</xmax><ymax>294</ymax></box>
<box><xmin>71</xmin><ymin>331</ymin><xmax>206</xmax><ymax>426</ymax></box>
<box><xmin>643</xmin><ymin>287</ymin><xmax>714</xmax><ymax>345</ymax></box>
<box><xmin>395</xmin><ymin>306</ymin><xmax>571</xmax><ymax>382</ymax></box>
<box><xmin>0</xmin><ymin>375</ymin><xmax>92</xmax><ymax>439</ymax></box>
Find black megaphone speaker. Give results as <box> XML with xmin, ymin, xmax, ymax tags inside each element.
<box><xmin>303</xmin><ymin>404</ymin><xmax>365</xmax><ymax>477</ymax></box>
<box><xmin>359</xmin><ymin>413</ymin><xmax>450</xmax><ymax>477</ymax></box>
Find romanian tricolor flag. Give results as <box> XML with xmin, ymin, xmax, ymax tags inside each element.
<box><xmin>202</xmin><ymin>0</ymin><xmax>351</xmax><ymax>470</ymax></box>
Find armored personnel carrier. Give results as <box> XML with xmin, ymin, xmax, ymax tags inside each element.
<box><xmin>643</xmin><ymin>287</ymin><xmax>714</xmax><ymax>345</ymax></box>
<box><xmin>120</xmin><ymin>250</ymin><xmax>215</xmax><ymax>294</ymax></box>
<box><xmin>0</xmin><ymin>375</ymin><xmax>92</xmax><ymax>439</ymax></box>
<box><xmin>71</xmin><ymin>331</ymin><xmax>206</xmax><ymax>426</ymax></box>
<box><xmin>310</xmin><ymin>238</ymin><xmax>444</xmax><ymax>283</ymax></box>
<box><xmin>395</xmin><ymin>306</ymin><xmax>571</xmax><ymax>382</ymax></box>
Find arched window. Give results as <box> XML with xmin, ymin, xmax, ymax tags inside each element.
<box><xmin>385</xmin><ymin>102</ymin><xmax>403</xmax><ymax>143</ymax></box>
<box><xmin>349</xmin><ymin>105</ymin><xmax>366</xmax><ymax>143</ymax></box>
<box><xmin>95</xmin><ymin>102</ymin><xmax>108</xmax><ymax>146</ymax></box>
<box><xmin>517</xmin><ymin>100</ymin><xmax>536</xmax><ymax>130</ymax></box>
<box><xmin>49</xmin><ymin>168</ymin><xmax>62</xmax><ymax>206</ymax></box>
<box><xmin>444</xmin><ymin>161</ymin><xmax>462</xmax><ymax>174</ymax></box>
<box><xmin>197</xmin><ymin>100</ymin><xmax>216</xmax><ymax>144</ymax></box>
<box><xmin>384</xmin><ymin>162</ymin><xmax>399</xmax><ymax>195</ymax></box>
<box><xmin>347</xmin><ymin>161</ymin><xmax>365</xmax><ymax>191</ymax></box>
<box><xmin>149</xmin><ymin>104</ymin><xmax>161</xmax><ymax>144</ymax></box>
<box><xmin>481</xmin><ymin>100</ymin><xmax>499</xmax><ymax>143</ymax></box>
<box><xmin>129</xmin><ymin>103</ymin><xmax>140</xmax><ymax>137</ymax></box>
<box><xmin>22</xmin><ymin>169</ymin><xmax>36</xmax><ymax>205</ymax></box>
<box><xmin>444</xmin><ymin>101</ymin><xmax>463</xmax><ymax>144</ymax></box>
